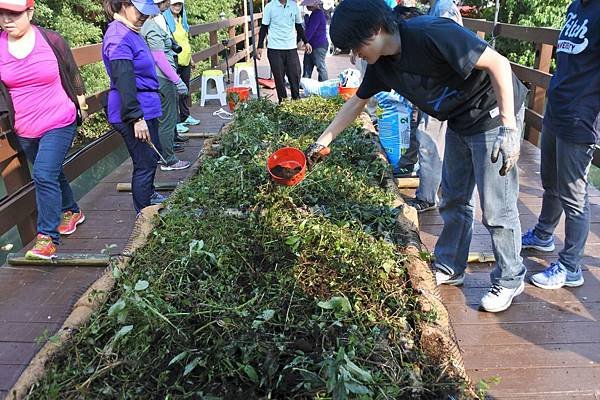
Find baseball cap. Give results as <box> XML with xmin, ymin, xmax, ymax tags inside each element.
<box><xmin>170</xmin><ymin>0</ymin><xmax>184</xmax><ymax>4</ymax></box>
<box><xmin>0</xmin><ymin>0</ymin><xmax>35</xmax><ymax>12</ymax></box>
<box><xmin>131</xmin><ymin>0</ymin><xmax>160</xmax><ymax>16</ymax></box>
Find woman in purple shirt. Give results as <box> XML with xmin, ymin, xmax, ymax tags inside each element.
<box><xmin>102</xmin><ymin>0</ymin><xmax>164</xmax><ymax>214</ymax></box>
<box><xmin>302</xmin><ymin>0</ymin><xmax>329</xmax><ymax>81</ymax></box>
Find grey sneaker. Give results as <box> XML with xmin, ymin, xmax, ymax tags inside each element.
<box><xmin>434</xmin><ymin>267</ymin><xmax>465</xmax><ymax>286</ymax></box>
<box><xmin>160</xmin><ymin>160</ymin><xmax>191</xmax><ymax>171</ymax></box>
<box><xmin>530</xmin><ymin>261</ymin><xmax>584</xmax><ymax>290</ymax></box>
<box><xmin>479</xmin><ymin>281</ymin><xmax>524</xmax><ymax>313</ymax></box>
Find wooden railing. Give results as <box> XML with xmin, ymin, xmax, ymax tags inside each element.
<box><xmin>0</xmin><ymin>13</ymin><xmax>261</xmax><ymax>246</ymax></box>
<box><xmin>464</xmin><ymin>18</ymin><xmax>599</xmax><ymax>168</ymax></box>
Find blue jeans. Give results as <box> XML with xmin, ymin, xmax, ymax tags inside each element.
<box><xmin>534</xmin><ymin>127</ymin><xmax>595</xmax><ymax>272</ymax></box>
<box><xmin>113</xmin><ymin>118</ymin><xmax>160</xmax><ymax>213</ymax></box>
<box><xmin>17</xmin><ymin>122</ymin><xmax>79</xmax><ymax>244</ymax></box>
<box><xmin>434</xmin><ymin>107</ymin><xmax>526</xmax><ymax>289</ymax></box>
<box><xmin>415</xmin><ymin>115</ymin><xmax>446</xmax><ymax>204</ymax></box>
<box><xmin>302</xmin><ymin>46</ymin><xmax>329</xmax><ymax>82</ymax></box>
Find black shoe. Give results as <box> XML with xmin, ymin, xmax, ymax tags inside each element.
<box><xmin>406</xmin><ymin>197</ymin><xmax>436</xmax><ymax>213</ymax></box>
<box><xmin>174</xmin><ymin>134</ymin><xmax>189</xmax><ymax>143</ymax></box>
<box><xmin>173</xmin><ymin>143</ymin><xmax>185</xmax><ymax>153</ymax></box>
<box><xmin>394</xmin><ymin>166</ymin><xmax>418</xmax><ymax>178</ymax></box>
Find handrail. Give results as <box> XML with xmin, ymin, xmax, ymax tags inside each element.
<box><xmin>464</xmin><ymin>17</ymin><xmax>600</xmax><ymax>172</ymax></box>
<box><xmin>463</xmin><ymin>19</ymin><xmax>560</xmax><ymax>46</ymax></box>
<box><xmin>0</xmin><ymin>12</ymin><xmax>262</xmax><ymax>244</ymax></box>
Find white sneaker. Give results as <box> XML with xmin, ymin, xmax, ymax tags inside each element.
<box><xmin>530</xmin><ymin>261</ymin><xmax>584</xmax><ymax>290</ymax></box>
<box><xmin>434</xmin><ymin>267</ymin><xmax>465</xmax><ymax>286</ymax></box>
<box><xmin>479</xmin><ymin>281</ymin><xmax>524</xmax><ymax>313</ymax></box>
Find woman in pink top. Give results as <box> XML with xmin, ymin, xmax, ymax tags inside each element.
<box><xmin>0</xmin><ymin>0</ymin><xmax>88</xmax><ymax>260</ymax></box>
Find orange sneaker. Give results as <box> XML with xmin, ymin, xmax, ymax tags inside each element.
<box><xmin>25</xmin><ymin>234</ymin><xmax>57</xmax><ymax>260</ymax></box>
<box><xmin>59</xmin><ymin>210</ymin><xmax>85</xmax><ymax>235</ymax></box>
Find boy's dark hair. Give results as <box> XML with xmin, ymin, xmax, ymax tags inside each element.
<box><xmin>330</xmin><ymin>0</ymin><xmax>398</xmax><ymax>52</ymax></box>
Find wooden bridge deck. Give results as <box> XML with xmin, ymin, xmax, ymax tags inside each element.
<box><xmin>1</xmin><ymin>52</ymin><xmax>598</xmax><ymax>398</ymax></box>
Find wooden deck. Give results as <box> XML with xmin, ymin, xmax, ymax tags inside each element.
<box><xmin>417</xmin><ymin>141</ymin><xmax>600</xmax><ymax>399</ymax></box>
<box><xmin>2</xmin><ymin>51</ymin><xmax>598</xmax><ymax>398</ymax></box>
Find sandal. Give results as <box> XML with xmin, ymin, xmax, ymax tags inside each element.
<box><xmin>213</xmin><ymin>108</ymin><xmax>233</xmax><ymax>120</ymax></box>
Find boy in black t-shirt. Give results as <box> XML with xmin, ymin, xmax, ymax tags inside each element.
<box><xmin>305</xmin><ymin>0</ymin><xmax>528</xmax><ymax>312</ymax></box>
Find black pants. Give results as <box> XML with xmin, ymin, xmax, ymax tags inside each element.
<box><xmin>177</xmin><ymin>63</ymin><xmax>191</xmax><ymax>122</ymax></box>
<box><xmin>267</xmin><ymin>48</ymin><xmax>301</xmax><ymax>102</ymax></box>
<box><xmin>113</xmin><ymin>118</ymin><xmax>160</xmax><ymax>213</ymax></box>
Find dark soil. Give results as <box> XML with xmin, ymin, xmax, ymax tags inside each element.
<box><xmin>271</xmin><ymin>165</ymin><xmax>301</xmax><ymax>179</ymax></box>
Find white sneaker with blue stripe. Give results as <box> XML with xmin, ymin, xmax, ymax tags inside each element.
<box><xmin>529</xmin><ymin>261</ymin><xmax>584</xmax><ymax>290</ymax></box>
<box><xmin>522</xmin><ymin>229</ymin><xmax>555</xmax><ymax>252</ymax></box>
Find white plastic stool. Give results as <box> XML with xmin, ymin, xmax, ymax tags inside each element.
<box><xmin>200</xmin><ymin>69</ymin><xmax>226</xmax><ymax>106</ymax></box>
<box><xmin>233</xmin><ymin>62</ymin><xmax>258</xmax><ymax>95</ymax></box>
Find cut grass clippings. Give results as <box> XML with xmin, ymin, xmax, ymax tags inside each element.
<box><xmin>28</xmin><ymin>97</ymin><xmax>469</xmax><ymax>399</ymax></box>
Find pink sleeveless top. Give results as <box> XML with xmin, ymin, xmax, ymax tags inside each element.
<box><xmin>0</xmin><ymin>27</ymin><xmax>76</xmax><ymax>138</ymax></box>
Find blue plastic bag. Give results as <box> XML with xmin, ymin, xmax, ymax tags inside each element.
<box><xmin>300</xmin><ymin>78</ymin><xmax>340</xmax><ymax>97</ymax></box>
<box><xmin>374</xmin><ymin>91</ymin><xmax>412</xmax><ymax>173</ymax></box>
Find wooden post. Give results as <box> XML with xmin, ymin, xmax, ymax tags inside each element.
<box><xmin>526</xmin><ymin>43</ymin><xmax>553</xmax><ymax>146</ymax></box>
<box><xmin>1</xmin><ymin>152</ymin><xmax>37</xmax><ymax>244</ymax></box>
<box><xmin>209</xmin><ymin>30</ymin><xmax>219</xmax><ymax>68</ymax></box>
<box><xmin>243</xmin><ymin>0</ymin><xmax>250</xmax><ymax>61</ymax></box>
<box><xmin>228</xmin><ymin>25</ymin><xmax>236</xmax><ymax>58</ymax></box>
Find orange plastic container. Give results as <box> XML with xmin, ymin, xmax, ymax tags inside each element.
<box><xmin>226</xmin><ymin>86</ymin><xmax>251</xmax><ymax>111</ymax></box>
<box><xmin>267</xmin><ymin>147</ymin><xmax>307</xmax><ymax>186</ymax></box>
<box><xmin>338</xmin><ymin>85</ymin><xmax>358</xmax><ymax>101</ymax></box>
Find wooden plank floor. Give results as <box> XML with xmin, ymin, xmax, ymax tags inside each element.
<box><xmin>417</xmin><ymin>140</ymin><xmax>600</xmax><ymax>399</ymax></box>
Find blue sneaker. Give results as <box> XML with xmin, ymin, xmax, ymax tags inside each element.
<box><xmin>183</xmin><ymin>116</ymin><xmax>200</xmax><ymax>126</ymax></box>
<box><xmin>176</xmin><ymin>123</ymin><xmax>189</xmax><ymax>133</ymax></box>
<box><xmin>522</xmin><ymin>229</ymin><xmax>555</xmax><ymax>252</ymax></box>
<box><xmin>530</xmin><ymin>261</ymin><xmax>584</xmax><ymax>290</ymax></box>
<box><xmin>149</xmin><ymin>192</ymin><xmax>167</xmax><ymax>205</ymax></box>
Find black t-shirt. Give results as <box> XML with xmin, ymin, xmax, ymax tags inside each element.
<box><xmin>356</xmin><ymin>16</ymin><xmax>528</xmax><ymax>135</ymax></box>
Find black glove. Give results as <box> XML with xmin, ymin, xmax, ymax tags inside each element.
<box><xmin>305</xmin><ymin>142</ymin><xmax>331</xmax><ymax>169</ymax></box>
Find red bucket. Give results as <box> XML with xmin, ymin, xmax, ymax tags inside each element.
<box><xmin>338</xmin><ymin>85</ymin><xmax>358</xmax><ymax>101</ymax></box>
<box><xmin>226</xmin><ymin>86</ymin><xmax>251</xmax><ymax>111</ymax></box>
<box><xmin>267</xmin><ymin>147</ymin><xmax>307</xmax><ymax>186</ymax></box>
